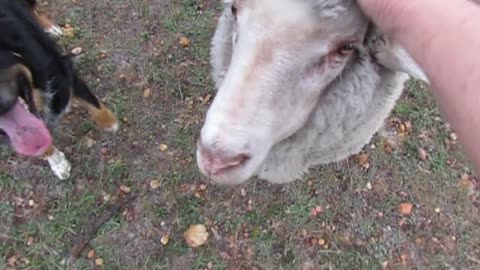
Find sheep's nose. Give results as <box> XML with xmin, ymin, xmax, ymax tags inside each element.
<box><xmin>199</xmin><ymin>142</ymin><xmax>250</xmax><ymax>175</ymax></box>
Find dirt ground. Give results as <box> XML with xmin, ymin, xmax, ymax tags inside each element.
<box><xmin>1</xmin><ymin>0</ymin><xmax>480</xmax><ymax>269</ymax></box>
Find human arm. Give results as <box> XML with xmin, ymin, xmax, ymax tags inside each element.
<box><xmin>358</xmin><ymin>0</ymin><xmax>480</xmax><ymax>172</ymax></box>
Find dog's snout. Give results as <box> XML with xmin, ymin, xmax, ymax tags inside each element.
<box><xmin>198</xmin><ymin>140</ymin><xmax>250</xmax><ymax>175</ymax></box>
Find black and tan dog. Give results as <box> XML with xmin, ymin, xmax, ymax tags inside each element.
<box><xmin>0</xmin><ymin>0</ymin><xmax>118</xmax><ymax>179</ymax></box>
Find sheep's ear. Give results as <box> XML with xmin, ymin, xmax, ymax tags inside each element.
<box><xmin>367</xmin><ymin>30</ymin><xmax>429</xmax><ymax>83</ymax></box>
<box><xmin>210</xmin><ymin>9</ymin><xmax>235</xmax><ymax>89</ymax></box>
<box><xmin>374</xmin><ymin>41</ymin><xmax>429</xmax><ymax>83</ymax></box>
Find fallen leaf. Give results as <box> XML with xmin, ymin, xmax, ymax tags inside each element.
<box><xmin>357</xmin><ymin>153</ymin><xmax>370</xmax><ymax>169</ymax></box>
<box><xmin>198</xmin><ymin>184</ymin><xmax>207</xmax><ymax>191</ymax></box>
<box><xmin>383</xmin><ymin>139</ymin><xmax>396</xmax><ymax>154</ymax></box>
<box><xmin>62</xmin><ymin>25</ymin><xmax>75</xmax><ymax>38</ymax></box>
<box><xmin>184</xmin><ymin>224</ymin><xmax>209</xmax><ymax>247</ymax></box>
<box><xmin>202</xmin><ymin>94</ymin><xmax>212</xmax><ymax>104</ymax></box>
<box><xmin>87</xmin><ymin>250</ymin><xmax>95</xmax><ymax>259</ymax></box>
<box><xmin>161</xmin><ymin>234</ymin><xmax>170</xmax><ymax>245</ymax></box>
<box><xmin>309</xmin><ymin>237</ymin><xmax>318</xmax><ymax>245</ymax></box>
<box><xmin>398</xmin><ymin>202</ymin><xmax>413</xmax><ymax>215</ymax></box>
<box><xmin>240</xmin><ymin>188</ymin><xmax>246</xmax><ymax>197</ymax></box>
<box><xmin>94</xmin><ymin>258</ymin><xmax>104</xmax><ymax>266</ymax></box>
<box><xmin>119</xmin><ymin>185</ymin><xmax>131</xmax><ymax>193</ymax></box>
<box><xmin>417</xmin><ymin>147</ymin><xmax>427</xmax><ymax>160</ymax></box>
<box><xmin>7</xmin><ymin>256</ymin><xmax>17</xmax><ymax>266</ymax></box>
<box><xmin>459</xmin><ymin>173</ymin><xmax>475</xmax><ymax>195</ymax></box>
<box><xmin>149</xmin><ymin>180</ymin><xmax>161</xmax><ymax>190</ymax></box>
<box><xmin>27</xmin><ymin>236</ymin><xmax>34</xmax><ymax>246</ymax></box>
<box><xmin>143</xmin><ymin>88</ymin><xmax>151</xmax><ymax>98</ymax></box>
<box><xmin>179</xmin><ymin>36</ymin><xmax>190</xmax><ymax>47</ymax></box>
<box><xmin>86</xmin><ymin>137</ymin><xmax>96</xmax><ymax>148</ymax></box>
<box><xmin>159</xmin><ymin>144</ymin><xmax>168</xmax><ymax>152</ymax></box>
<box><xmin>404</xmin><ymin>120</ymin><xmax>413</xmax><ymax>133</ymax></box>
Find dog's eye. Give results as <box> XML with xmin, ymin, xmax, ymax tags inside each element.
<box><xmin>231</xmin><ymin>4</ymin><xmax>237</xmax><ymax>17</ymax></box>
<box><xmin>338</xmin><ymin>43</ymin><xmax>356</xmax><ymax>56</ymax></box>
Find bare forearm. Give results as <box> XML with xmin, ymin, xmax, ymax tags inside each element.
<box><xmin>359</xmin><ymin>0</ymin><xmax>480</xmax><ymax>171</ymax></box>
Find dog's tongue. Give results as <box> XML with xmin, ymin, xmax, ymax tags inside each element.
<box><xmin>0</xmin><ymin>100</ymin><xmax>52</xmax><ymax>156</ymax></box>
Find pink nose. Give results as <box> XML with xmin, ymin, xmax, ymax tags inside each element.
<box><xmin>199</xmin><ymin>142</ymin><xmax>250</xmax><ymax>175</ymax></box>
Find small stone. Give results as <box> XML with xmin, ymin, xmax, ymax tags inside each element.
<box><xmin>94</xmin><ymin>258</ymin><xmax>104</xmax><ymax>266</ymax></box>
<box><xmin>434</xmin><ymin>207</ymin><xmax>441</xmax><ymax>214</ymax></box>
<box><xmin>47</xmin><ymin>215</ymin><xmax>55</xmax><ymax>221</ymax></box>
<box><xmin>122</xmin><ymin>117</ymin><xmax>128</xmax><ymax>123</ymax></box>
<box><xmin>149</xmin><ymin>180</ymin><xmax>161</xmax><ymax>190</ymax></box>
<box><xmin>28</xmin><ymin>199</ymin><xmax>35</xmax><ymax>207</ymax></box>
<box><xmin>240</xmin><ymin>188</ymin><xmax>246</xmax><ymax>197</ymax></box>
<box><xmin>449</xmin><ymin>132</ymin><xmax>458</xmax><ymax>141</ymax></box>
<box><xmin>87</xmin><ymin>250</ymin><xmax>95</xmax><ymax>259</ymax></box>
<box><xmin>366</xmin><ymin>182</ymin><xmax>372</xmax><ymax>190</ymax></box>
<box><xmin>159</xmin><ymin>144</ymin><xmax>168</xmax><ymax>152</ymax></box>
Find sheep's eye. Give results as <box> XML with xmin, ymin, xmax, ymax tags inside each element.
<box><xmin>231</xmin><ymin>5</ymin><xmax>237</xmax><ymax>17</ymax></box>
<box><xmin>338</xmin><ymin>43</ymin><xmax>356</xmax><ymax>56</ymax></box>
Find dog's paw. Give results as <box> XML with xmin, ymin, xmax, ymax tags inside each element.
<box><xmin>47</xmin><ymin>149</ymin><xmax>71</xmax><ymax>180</ymax></box>
<box><xmin>45</xmin><ymin>25</ymin><xmax>64</xmax><ymax>37</ymax></box>
<box><xmin>104</xmin><ymin>121</ymin><xmax>119</xmax><ymax>133</ymax></box>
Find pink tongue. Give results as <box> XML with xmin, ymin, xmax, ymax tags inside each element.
<box><xmin>0</xmin><ymin>100</ymin><xmax>52</xmax><ymax>156</ymax></box>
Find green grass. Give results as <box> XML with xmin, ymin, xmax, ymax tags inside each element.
<box><xmin>1</xmin><ymin>0</ymin><xmax>479</xmax><ymax>269</ymax></box>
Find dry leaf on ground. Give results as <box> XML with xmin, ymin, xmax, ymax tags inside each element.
<box><xmin>184</xmin><ymin>224</ymin><xmax>209</xmax><ymax>247</ymax></box>
<box><xmin>398</xmin><ymin>202</ymin><xmax>413</xmax><ymax>215</ymax></box>
<box><xmin>150</xmin><ymin>180</ymin><xmax>161</xmax><ymax>190</ymax></box>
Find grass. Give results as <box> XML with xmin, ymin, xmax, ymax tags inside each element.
<box><xmin>1</xmin><ymin>0</ymin><xmax>480</xmax><ymax>269</ymax></box>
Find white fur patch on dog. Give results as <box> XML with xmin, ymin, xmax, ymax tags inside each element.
<box><xmin>46</xmin><ymin>148</ymin><xmax>71</xmax><ymax>180</ymax></box>
<box><xmin>105</xmin><ymin>122</ymin><xmax>119</xmax><ymax>133</ymax></box>
<box><xmin>45</xmin><ymin>25</ymin><xmax>64</xmax><ymax>37</ymax></box>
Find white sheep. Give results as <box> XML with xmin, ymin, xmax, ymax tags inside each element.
<box><xmin>197</xmin><ymin>0</ymin><xmax>428</xmax><ymax>185</ymax></box>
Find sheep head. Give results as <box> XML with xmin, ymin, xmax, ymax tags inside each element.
<box><xmin>197</xmin><ymin>0</ymin><xmax>426</xmax><ymax>185</ymax></box>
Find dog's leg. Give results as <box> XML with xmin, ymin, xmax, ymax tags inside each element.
<box><xmin>72</xmin><ymin>75</ymin><xmax>119</xmax><ymax>132</ymax></box>
<box><xmin>44</xmin><ymin>145</ymin><xmax>71</xmax><ymax>180</ymax></box>
<box><xmin>27</xmin><ymin>2</ymin><xmax>63</xmax><ymax>37</ymax></box>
